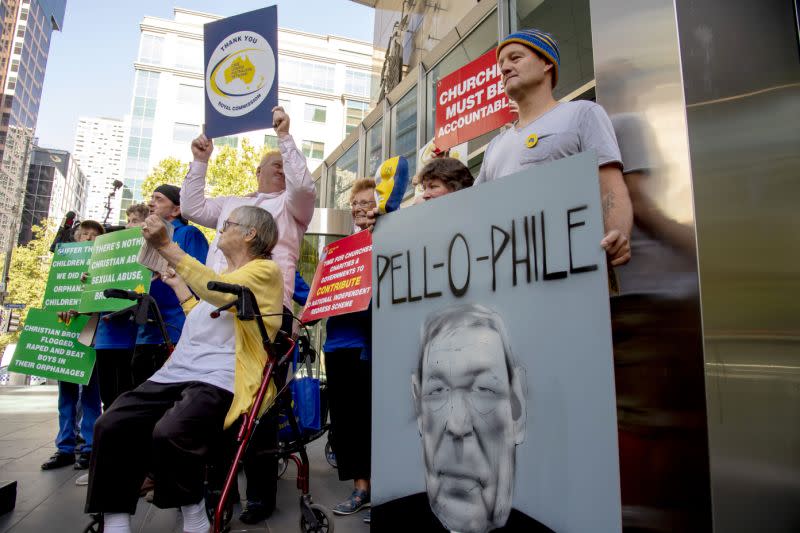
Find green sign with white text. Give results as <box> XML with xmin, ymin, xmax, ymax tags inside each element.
<box><xmin>78</xmin><ymin>228</ymin><xmax>151</xmax><ymax>313</ymax></box>
<box><xmin>41</xmin><ymin>242</ymin><xmax>93</xmax><ymax>311</ymax></box>
<box><xmin>9</xmin><ymin>309</ymin><xmax>96</xmax><ymax>385</ymax></box>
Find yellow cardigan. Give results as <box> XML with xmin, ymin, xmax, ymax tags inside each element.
<box><xmin>176</xmin><ymin>254</ymin><xmax>283</xmax><ymax>429</ymax></box>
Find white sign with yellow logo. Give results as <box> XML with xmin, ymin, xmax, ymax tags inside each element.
<box><xmin>203</xmin><ymin>6</ymin><xmax>278</xmax><ymax>137</ymax></box>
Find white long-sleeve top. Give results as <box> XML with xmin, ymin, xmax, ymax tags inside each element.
<box><xmin>180</xmin><ymin>134</ymin><xmax>316</xmax><ymax>308</ymax></box>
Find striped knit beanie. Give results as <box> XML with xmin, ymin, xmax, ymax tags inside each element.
<box><xmin>497</xmin><ymin>29</ymin><xmax>560</xmax><ymax>87</ymax></box>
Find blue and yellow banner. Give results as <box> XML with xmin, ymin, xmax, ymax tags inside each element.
<box><xmin>204</xmin><ymin>6</ymin><xmax>279</xmax><ymax>138</ymax></box>
<box><xmin>374</xmin><ymin>156</ymin><xmax>410</xmax><ymax>214</ymax></box>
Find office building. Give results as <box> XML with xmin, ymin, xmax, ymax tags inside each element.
<box><xmin>18</xmin><ymin>146</ymin><xmax>86</xmax><ymax>244</ymax></box>
<box><xmin>73</xmin><ymin>116</ymin><xmax>125</xmax><ymax>223</ymax></box>
<box><xmin>0</xmin><ymin>0</ymin><xmax>66</xmax><ymax>251</ymax></box>
<box><xmin>119</xmin><ymin>7</ymin><xmax>376</xmax><ymax>220</ymax></box>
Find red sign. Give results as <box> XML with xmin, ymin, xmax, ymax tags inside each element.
<box><xmin>301</xmin><ymin>231</ymin><xmax>373</xmax><ymax>323</ymax></box>
<box><xmin>434</xmin><ymin>48</ymin><xmax>515</xmax><ymax>151</ymax></box>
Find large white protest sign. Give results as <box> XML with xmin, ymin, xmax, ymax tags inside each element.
<box><xmin>371</xmin><ymin>151</ymin><xmax>621</xmax><ymax>532</ymax></box>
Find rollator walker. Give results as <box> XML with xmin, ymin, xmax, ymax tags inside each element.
<box><xmin>82</xmin><ymin>282</ymin><xmax>333</xmax><ymax>533</ymax></box>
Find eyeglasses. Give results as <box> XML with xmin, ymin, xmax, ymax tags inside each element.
<box><xmin>222</xmin><ymin>219</ymin><xmax>246</xmax><ymax>232</ymax></box>
<box><xmin>350</xmin><ymin>200</ymin><xmax>376</xmax><ymax>209</ymax></box>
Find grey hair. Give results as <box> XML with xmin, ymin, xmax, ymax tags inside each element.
<box><xmin>416</xmin><ymin>303</ymin><xmax>517</xmax><ymax>383</ymax></box>
<box><xmin>229</xmin><ymin>205</ymin><xmax>279</xmax><ymax>259</ymax></box>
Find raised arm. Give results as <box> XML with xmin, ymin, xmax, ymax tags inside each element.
<box><xmin>180</xmin><ymin>135</ymin><xmax>226</xmax><ymax>229</ymax></box>
<box><xmin>273</xmin><ymin>107</ymin><xmax>316</xmax><ymax>225</ymax></box>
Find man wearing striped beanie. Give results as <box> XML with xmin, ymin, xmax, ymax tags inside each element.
<box><xmin>475</xmin><ymin>28</ymin><xmax>633</xmax><ymax>267</ymax></box>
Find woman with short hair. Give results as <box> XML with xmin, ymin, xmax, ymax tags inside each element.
<box><xmin>326</xmin><ymin>178</ymin><xmax>375</xmax><ymax>519</ymax></box>
<box><xmin>85</xmin><ymin>205</ymin><xmax>284</xmax><ymax>533</ymax></box>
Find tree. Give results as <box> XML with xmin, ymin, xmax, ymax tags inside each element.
<box><xmin>0</xmin><ymin>220</ymin><xmax>56</xmax><ymax>352</ymax></box>
<box><xmin>141</xmin><ymin>138</ymin><xmax>265</xmax><ymax>201</ymax></box>
<box><xmin>140</xmin><ymin>139</ymin><xmax>267</xmax><ymax>243</ymax></box>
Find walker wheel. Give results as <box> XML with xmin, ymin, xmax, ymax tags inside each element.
<box><xmin>299</xmin><ymin>503</ymin><xmax>334</xmax><ymax>533</ymax></box>
<box><xmin>324</xmin><ymin>440</ymin><xmax>337</xmax><ymax>469</ymax></box>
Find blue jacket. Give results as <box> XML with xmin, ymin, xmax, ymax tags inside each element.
<box><xmin>137</xmin><ymin>218</ymin><xmax>209</xmax><ymax>345</ymax></box>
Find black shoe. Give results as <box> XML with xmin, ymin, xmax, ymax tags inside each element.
<box><xmin>41</xmin><ymin>452</ymin><xmax>74</xmax><ymax>470</ymax></box>
<box><xmin>74</xmin><ymin>452</ymin><xmax>90</xmax><ymax>470</ymax></box>
<box><xmin>239</xmin><ymin>501</ymin><xmax>274</xmax><ymax>524</ymax></box>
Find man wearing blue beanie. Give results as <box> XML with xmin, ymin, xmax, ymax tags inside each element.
<box><xmin>476</xmin><ymin>28</ymin><xmax>633</xmax><ymax>267</ymax></box>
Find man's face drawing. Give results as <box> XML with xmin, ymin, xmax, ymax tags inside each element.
<box><xmin>412</xmin><ymin>325</ymin><xmax>526</xmax><ymax>533</ymax></box>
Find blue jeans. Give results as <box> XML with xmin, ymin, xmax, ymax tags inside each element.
<box><xmin>56</xmin><ymin>368</ymin><xmax>101</xmax><ymax>454</ymax></box>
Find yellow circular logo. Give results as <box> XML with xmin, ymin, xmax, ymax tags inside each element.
<box><xmin>526</xmin><ymin>134</ymin><xmax>539</xmax><ymax>148</ymax></box>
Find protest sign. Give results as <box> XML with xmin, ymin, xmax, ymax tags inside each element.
<box><xmin>301</xmin><ymin>231</ymin><xmax>372</xmax><ymax>323</ymax></box>
<box><xmin>204</xmin><ymin>5</ymin><xmax>279</xmax><ymax>138</ymax></box>
<box><xmin>78</xmin><ymin>228</ymin><xmax>151</xmax><ymax>313</ymax></box>
<box><xmin>41</xmin><ymin>242</ymin><xmax>93</xmax><ymax>311</ymax></box>
<box><xmin>434</xmin><ymin>48</ymin><xmax>514</xmax><ymax>151</ymax></box>
<box><xmin>371</xmin><ymin>152</ymin><xmax>621</xmax><ymax>532</ymax></box>
<box><xmin>9</xmin><ymin>309</ymin><xmax>96</xmax><ymax>385</ymax></box>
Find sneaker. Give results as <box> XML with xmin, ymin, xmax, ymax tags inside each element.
<box><xmin>332</xmin><ymin>489</ymin><xmax>370</xmax><ymax>516</ymax></box>
<box><xmin>74</xmin><ymin>452</ymin><xmax>90</xmax><ymax>470</ymax></box>
<box><xmin>239</xmin><ymin>501</ymin><xmax>274</xmax><ymax>524</ymax></box>
<box><xmin>363</xmin><ymin>509</ymin><xmax>371</xmax><ymax>523</ymax></box>
<box><xmin>75</xmin><ymin>473</ymin><xmax>89</xmax><ymax>486</ymax></box>
<box><xmin>41</xmin><ymin>452</ymin><xmax>74</xmax><ymax>470</ymax></box>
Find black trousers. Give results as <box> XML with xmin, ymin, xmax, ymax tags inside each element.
<box><xmin>94</xmin><ymin>348</ymin><xmax>134</xmax><ymax>411</ymax></box>
<box><xmin>326</xmin><ymin>348</ymin><xmax>371</xmax><ymax>481</ymax></box>
<box><xmin>85</xmin><ymin>380</ymin><xmax>232</xmax><ymax>514</ymax></box>
<box><xmin>131</xmin><ymin>344</ymin><xmax>170</xmax><ymax>387</ymax></box>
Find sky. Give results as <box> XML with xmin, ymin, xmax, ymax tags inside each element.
<box><xmin>35</xmin><ymin>1</ymin><xmax>375</xmax><ymax>151</ymax></box>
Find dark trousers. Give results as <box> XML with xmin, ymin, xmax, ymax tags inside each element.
<box><xmin>94</xmin><ymin>348</ymin><xmax>134</xmax><ymax>411</ymax></box>
<box><xmin>239</xmin><ymin>306</ymin><xmax>292</xmax><ymax>506</ymax></box>
<box><xmin>326</xmin><ymin>348</ymin><xmax>371</xmax><ymax>481</ymax></box>
<box><xmin>85</xmin><ymin>380</ymin><xmax>232</xmax><ymax>514</ymax></box>
<box><xmin>131</xmin><ymin>344</ymin><xmax>170</xmax><ymax>387</ymax></box>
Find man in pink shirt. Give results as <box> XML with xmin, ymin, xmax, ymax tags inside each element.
<box><xmin>181</xmin><ymin>106</ymin><xmax>316</xmax><ymax>309</ymax></box>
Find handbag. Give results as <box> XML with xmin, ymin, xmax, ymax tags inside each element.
<box><xmin>278</xmin><ymin>345</ymin><xmax>321</xmax><ymax>441</ymax></box>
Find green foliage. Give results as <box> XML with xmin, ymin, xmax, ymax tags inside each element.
<box><xmin>0</xmin><ymin>220</ymin><xmax>56</xmax><ymax>352</ymax></box>
<box><xmin>141</xmin><ymin>157</ymin><xmax>188</xmax><ymax>202</ymax></box>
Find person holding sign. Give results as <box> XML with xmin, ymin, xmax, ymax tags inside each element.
<box><xmin>132</xmin><ymin>185</ymin><xmax>208</xmax><ymax>386</ymax></box>
<box><xmin>477</xmin><ymin>29</ymin><xmax>633</xmax><ymax>266</ymax></box>
<box><xmin>181</xmin><ymin>106</ymin><xmax>316</xmax><ymax>309</ymax></box>
<box><xmin>325</xmin><ymin>178</ymin><xmax>375</xmax><ymax>519</ymax></box>
<box><xmin>41</xmin><ymin>222</ymin><xmax>104</xmax><ymax>472</ymax></box>
<box><xmin>85</xmin><ymin>206</ymin><xmax>283</xmax><ymax>533</ymax></box>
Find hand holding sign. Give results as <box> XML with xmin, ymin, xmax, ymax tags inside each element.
<box><xmin>272</xmin><ymin>106</ymin><xmax>290</xmax><ymax>137</ymax></box>
<box><xmin>142</xmin><ymin>215</ymin><xmax>171</xmax><ymax>250</ymax></box>
<box><xmin>191</xmin><ymin>134</ymin><xmax>214</xmax><ymax>163</ymax></box>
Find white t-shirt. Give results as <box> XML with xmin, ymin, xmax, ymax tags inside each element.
<box><xmin>149</xmin><ymin>300</ymin><xmax>236</xmax><ymax>392</ymax></box>
<box><xmin>475</xmin><ymin>100</ymin><xmax>622</xmax><ymax>184</ymax></box>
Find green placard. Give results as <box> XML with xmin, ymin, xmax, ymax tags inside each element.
<box><xmin>78</xmin><ymin>228</ymin><xmax>151</xmax><ymax>313</ymax></box>
<box><xmin>41</xmin><ymin>242</ymin><xmax>93</xmax><ymax>310</ymax></box>
<box><xmin>9</xmin><ymin>308</ymin><xmax>96</xmax><ymax>385</ymax></box>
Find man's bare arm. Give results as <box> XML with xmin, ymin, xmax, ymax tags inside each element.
<box><xmin>599</xmin><ymin>164</ymin><xmax>633</xmax><ymax>266</ymax></box>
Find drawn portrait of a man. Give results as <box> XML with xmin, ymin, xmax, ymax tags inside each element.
<box><xmin>373</xmin><ymin>303</ymin><xmax>554</xmax><ymax>532</ymax></box>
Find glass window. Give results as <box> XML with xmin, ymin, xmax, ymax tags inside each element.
<box><xmin>176</xmin><ymin>84</ymin><xmax>202</xmax><ymax>107</ymax></box>
<box><xmin>278</xmin><ymin>57</ymin><xmax>335</xmax><ymax>93</ymax></box>
<box><xmin>304</xmin><ymin>103</ymin><xmax>327</xmax><ymax>123</ymax></box>
<box><xmin>302</xmin><ymin>140</ymin><xmax>325</xmax><ymax>160</ymax></box>
<box><xmin>139</xmin><ymin>34</ymin><xmax>164</xmax><ymax>65</ymax></box>
<box><xmin>215</xmin><ymin>136</ymin><xmax>238</xmax><ymax>148</ymax></box>
<box><xmin>345</xmin><ymin>69</ymin><xmax>371</xmax><ymax>97</ymax></box>
<box><xmin>514</xmin><ymin>0</ymin><xmax>593</xmax><ymax>100</ymax></box>
<box><xmin>330</xmin><ymin>141</ymin><xmax>359</xmax><ymax>209</ymax></box>
<box><xmin>345</xmin><ymin>100</ymin><xmax>369</xmax><ymax>136</ymax></box>
<box><xmin>264</xmin><ymin>134</ymin><xmax>278</xmax><ymax>149</ymax></box>
<box><xmin>173</xmin><ymin>123</ymin><xmax>200</xmax><ymax>144</ymax></box>
<box><xmin>390</xmin><ymin>88</ymin><xmax>417</xmax><ymax>180</ymax></box>
<box><xmin>175</xmin><ymin>37</ymin><xmax>203</xmax><ymax>71</ymax></box>
<box><xmin>365</xmin><ymin>118</ymin><xmax>383</xmax><ymax>177</ymax></box>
